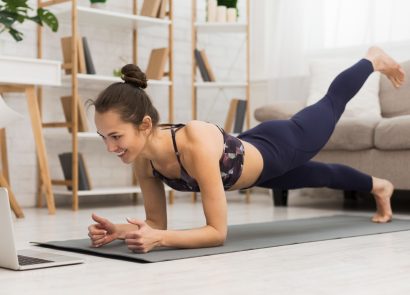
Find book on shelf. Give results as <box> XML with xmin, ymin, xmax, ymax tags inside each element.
<box><xmin>233</xmin><ymin>99</ymin><xmax>247</xmax><ymax>133</ymax></box>
<box><xmin>145</xmin><ymin>47</ymin><xmax>169</xmax><ymax>80</ymax></box>
<box><xmin>82</xmin><ymin>37</ymin><xmax>96</xmax><ymax>74</ymax></box>
<box><xmin>157</xmin><ymin>0</ymin><xmax>168</xmax><ymax>18</ymax></box>
<box><xmin>224</xmin><ymin>98</ymin><xmax>247</xmax><ymax>133</ymax></box>
<box><xmin>141</xmin><ymin>0</ymin><xmax>162</xmax><ymax>17</ymax></box>
<box><xmin>60</xmin><ymin>36</ymin><xmax>86</xmax><ymax>74</ymax></box>
<box><xmin>199</xmin><ymin>49</ymin><xmax>216</xmax><ymax>82</ymax></box>
<box><xmin>58</xmin><ymin>152</ymin><xmax>92</xmax><ymax>191</ymax></box>
<box><xmin>194</xmin><ymin>49</ymin><xmax>210</xmax><ymax>82</ymax></box>
<box><xmin>224</xmin><ymin>98</ymin><xmax>239</xmax><ymax>132</ymax></box>
<box><xmin>60</xmin><ymin>96</ymin><xmax>89</xmax><ymax>133</ymax></box>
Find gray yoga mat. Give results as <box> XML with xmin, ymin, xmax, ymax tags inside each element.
<box><xmin>34</xmin><ymin>215</ymin><xmax>410</xmax><ymax>263</ymax></box>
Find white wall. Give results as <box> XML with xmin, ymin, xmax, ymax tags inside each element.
<box><xmin>1</xmin><ymin>0</ymin><xmax>265</xmax><ymax>206</ymax></box>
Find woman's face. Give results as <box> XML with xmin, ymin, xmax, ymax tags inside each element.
<box><xmin>95</xmin><ymin>110</ymin><xmax>147</xmax><ymax>164</ymax></box>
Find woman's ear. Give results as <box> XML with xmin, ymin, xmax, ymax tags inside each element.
<box><xmin>139</xmin><ymin>116</ymin><xmax>152</xmax><ymax>133</ymax></box>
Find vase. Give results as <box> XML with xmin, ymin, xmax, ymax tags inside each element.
<box><xmin>90</xmin><ymin>3</ymin><xmax>106</xmax><ymax>9</ymax></box>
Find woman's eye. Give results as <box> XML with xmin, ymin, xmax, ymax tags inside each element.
<box><xmin>112</xmin><ymin>135</ymin><xmax>121</xmax><ymax>140</ymax></box>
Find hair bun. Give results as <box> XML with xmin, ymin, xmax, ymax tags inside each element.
<box><xmin>121</xmin><ymin>64</ymin><xmax>148</xmax><ymax>89</ymax></box>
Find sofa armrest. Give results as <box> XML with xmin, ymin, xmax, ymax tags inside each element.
<box><xmin>254</xmin><ymin>100</ymin><xmax>306</xmax><ymax>122</ymax></box>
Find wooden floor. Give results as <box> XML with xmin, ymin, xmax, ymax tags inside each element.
<box><xmin>2</xmin><ymin>189</ymin><xmax>410</xmax><ymax>295</ymax></box>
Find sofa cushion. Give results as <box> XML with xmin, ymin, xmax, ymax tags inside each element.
<box><xmin>379</xmin><ymin>60</ymin><xmax>410</xmax><ymax>118</ymax></box>
<box><xmin>254</xmin><ymin>100</ymin><xmax>306</xmax><ymax>121</ymax></box>
<box><xmin>307</xmin><ymin>59</ymin><xmax>381</xmax><ymax>119</ymax></box>
<box><xmin>323</xmin><ymin>118</ymin><xmax>379</xmax><ymax>150</ymax></box>
<box><xmin>374</xmin><ymin>115</ymin><xmax>410</xmax><ymax>149</ymax></box>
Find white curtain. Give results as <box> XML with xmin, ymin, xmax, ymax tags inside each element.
<box><xmin>264</xmin><ymin>0</ymin><xmax>410</xmax><ymax>100</ymax></box>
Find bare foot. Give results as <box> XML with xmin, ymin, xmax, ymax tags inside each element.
<box><xmin>365</xmin><ymin>46</ymin><xmax>405</xmax><ymax>88</ymax></box>
<box><xmin>371</xmin><ymin>177</ymin><xmax>394</xmax><ymax>223</ymax></box>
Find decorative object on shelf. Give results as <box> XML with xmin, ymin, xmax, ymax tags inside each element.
<box><xmin>146</xmin><ymin>47</ymin><xmax>169</xmax><ymax>80</ymax></box>
<box><xmin>217</xmin><ymin>0</ymin><xmax>238</xmax><ymax>11</ymax></box>
<box><xmin>226</xmin><ymin>7</ymin><xmax>236</xmax><ymax>22</ymax></box>
<box><xmin>157</xmin><ymin>0</ymin><xmax>168</xmax><ymax>19</ymax></box>
<box><xmin>224</xmin><ymin>98</ymin><xmax>247</xmax><ymax>133</ymax></box>
<box><xmin>82</xmin><ymin>37</ymin><xmax>96</xmax><ymax>74</ymax></box>
<box><xmin>113</xmin><ymin>55</ymin><xmax>131</xmax><ymax>77</ymax></box>
<box><xmin>61</xmin><ymin>36</ymin><xmax>86</xmax><ymax>74</ymax></box>
<box><xmin>233</xmin><ymin>99</ymin><xmax>246</xmax><ymax>133</ymax></box>
<box><xmin>0</xmin><ymin>0</ymin><xmax>58</xmax><ymax>42</ymax></box>
<box><xmin>89</xmin><ymin>0</ymin><xmax>107</xmax><ymax>9</ymax></box>
<box><xmin>113</xmin><ymin>68</ymin><xmax>121</xmax><ymax>77</ymax></box>
<box><xmin>206</xmin><ymin>0</ymin><xmax>217</xmax><ymax>22</ymax></box>
<box><xmin>58</xmin><ymin>152</ymin><xmax>92</xmax><ymax>191</ymax></box>
<box><xmin>60</xmin><ymin>96</ymin><xmax>89</xmax><ymax>133</ymax></box>
<box><xmin>216</xmin><ymin>5</ymin><xmax>227</xmax><ymax>23</ymax></box>
<box><xmin>141</xmin><ymin>0</ymin><xmax>162</xmax><ymax>17</ymax></box>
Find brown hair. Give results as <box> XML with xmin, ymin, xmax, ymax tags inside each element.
<box><xmin>89</xmin><ymin>64</ymin><xmax>160</xmax><ymax>128</ymax></box>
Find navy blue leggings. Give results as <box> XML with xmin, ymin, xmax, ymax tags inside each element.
<box><xmin>238</xmin><ymin>59</ymin><xmax>374</xmax><ymax>192</ymax></box>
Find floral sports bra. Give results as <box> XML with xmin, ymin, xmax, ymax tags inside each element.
<box><xmin>150</xmin><ymin>124</ymin><xmax>244</xmax><ymax>192</ymax></box>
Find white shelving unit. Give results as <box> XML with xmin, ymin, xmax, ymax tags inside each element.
<box><xmin>38</xmin><ymin>0</ymin><xmax>174</xmax><ymax>210</ymax></box>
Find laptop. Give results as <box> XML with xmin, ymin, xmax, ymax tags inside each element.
<box><xmin>0</xmin><ymin>188</ymin><xmax>84</xmax><ymax>270</ymax></box>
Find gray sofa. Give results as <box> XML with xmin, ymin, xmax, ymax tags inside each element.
<box><xmin>254</xmin><ymin>61</ymin><xmax>410</xmax><ymax>206</ymax></box>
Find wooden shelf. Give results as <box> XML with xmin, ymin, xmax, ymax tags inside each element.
<box><xmin>195</xmin><ymin>22</ymin><xmax>247</xmax><ymax>34</ymax></box>
<box><xmin>194</xmin><ymin>82</ymin><xmax>248</xmax><ymax>88</ymax></box>
<box><xmin>62</xmin><ymin>74</ymin><xmax>172</xmax><ymax>89</ymax></box>
<box><xmin>39</xmin><ymin>0</ymin><xmax>176</xmax><ymax>210</ymax></box>
<box><xmin>55</xmin><ymin>5</ymin><xmax>170</xmax><ymax>30</ymax></box>
<box><xmin>191</xmin><ymin>1</ymin><xmax>251</xmax><ymax>199</ymax></box>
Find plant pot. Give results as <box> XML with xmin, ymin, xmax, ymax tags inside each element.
<box><xmin>90</xmin><ymin>3</ymin><xmax>106</xmax><ymax>9</ymax></box>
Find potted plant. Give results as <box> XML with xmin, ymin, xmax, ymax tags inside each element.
<box><xmin>217</xmin><ymin>0</ymin><xmax>238</xmax><ymax>9</ymax></box>
<box><xmin>217</xmin><ymin>0</ymin><xmax>238</xmax><ymax>16</ymax></box>
<box><xmin>0</xmin><ymin>0</ymin><xmax>58</xmax><ymax>42</ymax></box>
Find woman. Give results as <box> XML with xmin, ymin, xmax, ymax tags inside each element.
<box><xmin>88</xmin><ymin>47</ymin><xmax>405</xmax><ymax>253</ymax></box>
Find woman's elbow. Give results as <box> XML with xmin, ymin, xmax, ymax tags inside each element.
<box><xmin>215</xmin><ymin>231</ymin><xmax>227</xmax><ymax>246</ymax></box>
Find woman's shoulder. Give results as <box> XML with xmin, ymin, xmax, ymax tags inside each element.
<box><xmin>181</xmin><ymin>121</ymin><xmax>223</xmax><ymax>155</ymax></box>
<box><xmin>184</xmin><ymin>120</ymin><xmax>219</xmax><ymax>138</ymax></box>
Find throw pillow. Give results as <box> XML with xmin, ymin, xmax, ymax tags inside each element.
<box><xmin>379</xmin><ymin>60</ymin><xmax>410</xmax><ymax>118</ymax></box>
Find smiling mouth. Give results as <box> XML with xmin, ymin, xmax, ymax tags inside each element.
<box><xmin>115</xmin><ymin>149</ymin><xmax>127</xmax><ymax>157</ymax></box>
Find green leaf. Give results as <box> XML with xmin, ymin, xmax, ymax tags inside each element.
<box><xmin>37</xmin><ymin>8</ymin><xmax>58</xmax><ymax>32</ymax></box>
<box><xmin>9</xmin><ymin>26</ymin><xmax>23</xmax><ymax>42</ymax></box>
<box><xmin>0</xmin><ymin>0</ymin><xmax>59</xmax><ymax>41</ymax></box>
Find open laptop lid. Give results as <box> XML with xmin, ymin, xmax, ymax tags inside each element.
<box><xmin>0</xmin><ymin>188</ymin><xmax>19</xmax><ymax>269</ymax></box>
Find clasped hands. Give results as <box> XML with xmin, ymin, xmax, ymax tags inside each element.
<box><xmin>88</xmin><ymin>213</ymin><xmax>161</xmax><ymax>253</ymax></box>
